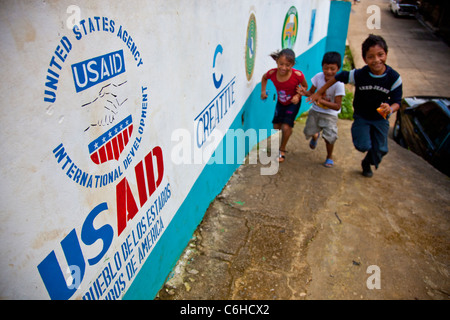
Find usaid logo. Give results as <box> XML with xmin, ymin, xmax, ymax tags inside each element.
<box><xmin>38</xmin><ymin>16</ymin><xmax>173</xmax><ymax>300</ymax></box>
<box><xmin>72</xmin><ymin>49</ymin><xmax>125</xmax><ymax>93</ymax></box>
<box><xmin>73</xmin><ymin>49</ymin><xmax>132</xmax><ymax>168</ymax></box>
<box><xmin>44</xmin><ymin>16</ymin><xmax>148</xmax><ymax>188</ymax></box>
<box><xmin>88</xmin><ymin>114</ymin><xmax>133</xmax><ymax>164</ymax></box>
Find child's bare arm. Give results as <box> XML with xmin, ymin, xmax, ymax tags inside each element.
<box><xmin>261</xmin><ymin>74</ymin><xmax>268</xmax><ymax>100</ymax></box>
<box><xmin>307</xmin><ymin>77</ymin><xmax>337</xmax><ymax>104</ymax></box>
<box><xmin>319</xmin><ymin>95</ymin><xmax>342</xmax><ymax>111</ymax></box>
<box><xmin>297</xmin><ymin>85</ymin><xmax>317</xmax><ymax>97</ymax></box>
<box><xmin>300</xmin><ymin>77</ymin><xmax>308</xmax><ymax>91</ymax></box>
<box><xmin>390</xmin><ymin>102</ymin><xmax>400</xmax><ymax>113</ymax></box>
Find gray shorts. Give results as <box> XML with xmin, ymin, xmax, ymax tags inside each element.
<box><xmin>304</xmin><ymin>109</ymin><xmax>338</xmax><ymax>144</ymax></box>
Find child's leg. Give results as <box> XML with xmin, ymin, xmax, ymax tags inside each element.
<box><xmin>351</xmin><ymin>116</ymin><xmax>389</xmax><ymax>175</ymax></box>
<box><xmin>351</xmin><ymin>116</ymin><xmax>372</xmax><ymax>153</ymax></box>
<box><xmin>321</xmin><ymin>140</ymin><xmax>334</xmax><ymax>167</ymax></box>
<box><xmin>280</xmin><ymin>123</ymin><xmax>293</xmax><ymax>151</ymax></box>
<box><xmin>351</xmin><ymin>116</ymin><xmax>373</xmax><ymax>176</ymax></box>
<box><xmin>304</xmin><ymin>110</ymin><xmax>321</xmax><ymax>149</ymax></box>
<box><xmin>321</xmin><ymin>115</ymin><xmax>338</xmax><ymax>165</ymax></box>
<box><xmin>304</xmin><ymin>110</ymin><xmax>320</xmax><ymax>139</ymax></box>
<box><xmin>273</xmin><ymin>123</ymin><xmax>288</xmax><ymax>162</ymax></box>
<box><xmin>325</xmin><ymin>140</ymin><xmax>334</xmax><ymax>160</ymax></box>
<box><xmin>367</xmin><ymin>119</ymin><xmax>389</xmax><ymax>168</ymax></box>
<box><xmin>273</xmin><ymin>123</ymin><xmax>292</xmax><ymax>163</ymax></box>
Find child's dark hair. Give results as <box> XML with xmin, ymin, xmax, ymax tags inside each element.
<box><xmin>362</xmin><ymin>34</ymin><xmax>388</xmax><ymax>58</ymax></box>
<box><xmin>322</xmin><ymin>51</ymin><xmax>342</xmax><ymax>69</ymax></box>
<box><xmin>270</xmin><ymin>48</ymin><xmax>296</xmax><ymax>65</ymax></box>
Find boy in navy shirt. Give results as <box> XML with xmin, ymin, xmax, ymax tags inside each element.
<box><xmin>308</xmin><ymin>34</ymin><xmax>402</xmax><ymax>177</ymax></box>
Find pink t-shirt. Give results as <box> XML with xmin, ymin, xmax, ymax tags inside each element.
<box><xmin>265</xmin><ymin>68</ymin><xmax>305</xmax><ymax>105</ymax></box>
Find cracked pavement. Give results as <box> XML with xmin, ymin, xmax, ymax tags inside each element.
<box><xmin>157</xmin><ymin>118</ymin><xmax>450</xmax><ymax>300</ymax></box>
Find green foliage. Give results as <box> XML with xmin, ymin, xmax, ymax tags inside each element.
<box><xmin>342</xmin><ymin>46</ymin><xmax>354</xmax><ymax>72</ymax></box>
<box><xmin>338</xmin><ymin>46</ymin><xmax>355</xmax><ymax>120</ymax></box>
<box><xmin>339</xmin><ymin>89</ymin><xmax>354</xmax><ymax>120</ymax></box>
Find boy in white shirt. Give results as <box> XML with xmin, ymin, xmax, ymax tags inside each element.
<box><xmin>298</xmin><ymin>52</ymin><xmax>345</xmax><ymax>167</ymax></box>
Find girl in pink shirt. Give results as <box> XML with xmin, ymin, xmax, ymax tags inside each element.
<box><xmin>261</xmin><ymin>49</ymin><xmax>308</xmax><ymax>162</ymax></box>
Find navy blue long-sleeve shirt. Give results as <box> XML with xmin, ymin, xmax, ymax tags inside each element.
<box><xmin>335</xmin><ymin>65</ymin><xmax>402</xmax><ymax>120</ymax></box>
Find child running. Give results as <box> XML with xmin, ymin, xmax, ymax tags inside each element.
<box><xmin>308</xmin><ymin>35</ymin><xmax>402</xmax><ymax>177</ymax></box>
<box><xmin>261</xmin><ymin>48</ymin><xmax>308</xmax><ymax>162</ymax></box>
<box><xmin>297</xmin><ymin>52</ymin><xmax>345</xmax><ymax>168</ymax></box>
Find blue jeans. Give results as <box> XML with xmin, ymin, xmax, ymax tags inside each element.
<box><xmin>351</xmin><ymin>115</ymin><xmax>389</xmax><ymax>168</ymax></box>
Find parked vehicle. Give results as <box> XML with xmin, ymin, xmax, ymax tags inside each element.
<box><xmin>393</xmin><ymin>96</ymin><xmax>450</xmax><ymax>176</ymax></box>
<box><xmin>389</xmin><ymin>0</ymin><xmax>419</xmax><ymax>18</ymax></box>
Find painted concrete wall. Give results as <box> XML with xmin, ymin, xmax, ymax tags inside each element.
<box><xmin>0</xmin><ymin>0</ymin><xmax>349</xmax><ymax>299</ymax></box>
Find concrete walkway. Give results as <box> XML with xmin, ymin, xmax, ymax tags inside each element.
<box><xmin>157</xmin><ymin>0</ymin><xmax>450</xmax><ymax>300</ymax></box>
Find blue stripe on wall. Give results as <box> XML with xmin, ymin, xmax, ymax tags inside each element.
<box><xmin>123</xmin><ymin>36</ymin><xmax>331</xmax><ymax>300</ymax></box>
<box><xmin>325</xmin><ymin>1</ymin><xmax>351</xmax><ymax>69</ymax></box>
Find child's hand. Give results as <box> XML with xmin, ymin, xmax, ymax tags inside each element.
<box><xmin>261</xmin><ymin>92</ymin><xmax>268</xmax><ymax>100</ymax></box>
<box><xmin>297</xmin><ymin>86</ymin><xmax>307</xmax><ymax>96</ymax></box>
<box><xmin>379</xmin><ymin>103</ymin><xmax>391</xmax><ymax>113</ymax></box>
<box><xmin>377</xmin><ymin>103</ymin><xmax>392</xmax><ymax>119</ymax></box>
<box><xmin>307</xmin><ymin>92</ymin><xmax>321</xmax><ymax>104</ymax></box>
<box><xmin>291</xmin><ymin>94</ymin><xmax>300</xmax><ymax>104</ymax></box>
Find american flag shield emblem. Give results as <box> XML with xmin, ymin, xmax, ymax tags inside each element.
<box><xmin>88</xmin><ymin>115</ymin><xmax>133</xmax><ymax>165</ymax></box>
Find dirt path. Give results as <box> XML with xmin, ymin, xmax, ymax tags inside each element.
<box><xmin>302</xmin><ymin>120</ymin><xmax>450</xmax><ymax>299</ymax></box>
<box><xmin>157</xmin><ymin>118</ymin><xmax>450</xmax><ymax>300</ymax></box>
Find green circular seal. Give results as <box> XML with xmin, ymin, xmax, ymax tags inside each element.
<box><xmin>245</xmin><ymin>13</ymin><xmax>257</xmax><ymax>81</ymax></box>
<box><xmin>281</xmin><ymin>6</ymin><xmax>298</xmax><ymax>49</ymax></box>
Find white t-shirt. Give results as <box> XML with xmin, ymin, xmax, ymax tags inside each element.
<box><xmin>310</xmin><ymin>72</ymin><xmax>345</xmax><ymax>117</ymax></box>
